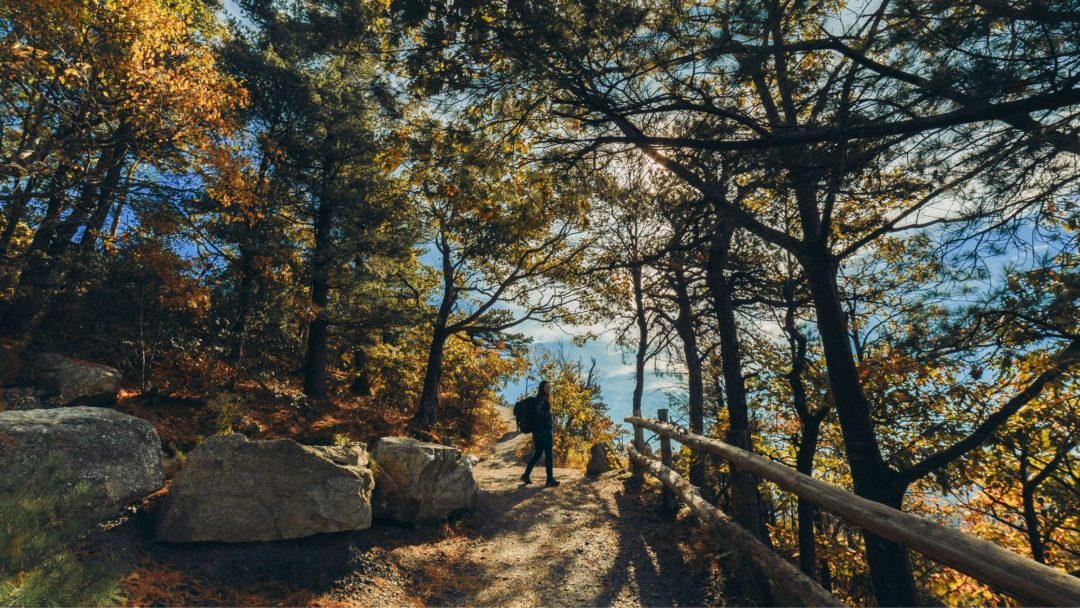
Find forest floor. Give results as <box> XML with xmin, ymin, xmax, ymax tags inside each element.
<box><xmin>108</xmin><ymin>407</ymin><xmax>730</xmax><ymax>606</ymax></box>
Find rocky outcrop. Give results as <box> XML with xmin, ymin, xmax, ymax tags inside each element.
<box><xmin>586</xmin><ymin>442</ymin><xmax>620</xmax><ymax>476</ymax></box>
<box><xmin>370</xmin><ymin>437</ymin><xmax>479</xmax><ymax>524</ymax></box>
<box><xmin>26</xmin><ymin>353</ymin><xmax>121</xmax><ymax>407</ymax></box>
<box><xmin>156</xmin><ymin>434</ymin><xmax>374</xmax><ymax>543</ymax></box>
<box><xmin>0</xmin><ymin>407</ymin><xmax>164</xmax><ymax>517</ymax></box>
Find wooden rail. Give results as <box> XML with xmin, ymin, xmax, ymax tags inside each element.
<box><xmin>626</xmin><ymin>415</ymin><xmax>1080</xmax><ymax>607</ymax></box>
<box><xmin>627</xmin><ymin>446</ymin><xmax>843</xmax><ymax>606</ymax></box>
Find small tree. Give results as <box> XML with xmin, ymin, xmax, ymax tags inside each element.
<box><xmin>0</xmin><ymin>454</ymin><xmax>124</xmax><ymax>606</ymax></box>
<box><xmin>405</xmin><ymin>121</ymin><xmax>591</xmax><ymax>431</ymax></box>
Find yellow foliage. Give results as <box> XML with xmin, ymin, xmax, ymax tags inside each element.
<box><xmin>1</xmin><ymin>0</ymin><xmax>246</xmax><ymax>171</ymax></box>
<box><xmin>527</xmin><ymin>349</ymin><xmax>622</xmax><ymax>469</ymax></box>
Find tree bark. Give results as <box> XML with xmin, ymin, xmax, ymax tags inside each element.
<box><xmin>783</xmin><ymin>278</ymin><xmax>829</xmax><ymax>579</ymax></box>
<box><xmin>631</xmin><ymin>263</ymin><xmax>647</xmax><ymax>472</ymax></box>
<box><xmin>799</xmin><ymin>245</ymin><xmax>918</xmax><ymax>606</ymax></box>
<box><xmin>303</xmin><ymin>187</ymin><xmax>336</xmax><ymax>401</ymax></box>
<box><xmin>1021</xmin><ymin>481</ymin><xmax>1045</xmax><ymax>564</ymax></box>
<box><xmin>796</xmin><ymin>419</ymin><xmax>823</xmax><ymax>576</ymax></box>
<box><xmin>230</xmin><ymin>245</ymin><xmax>259</xmax><ymax>367</ymax></box>
<box><xmin>78</xmin><ymin>133</ymin><xmax>130</xmax><ymax>253</ymax></box>
<box><xmin>705</xmin><ymin>223</ymin><xmax>770</xmax><ymax>545</ymax></box>
<box><xmin>0</xmin><ymin>155</ymin><xmax>106</xmax><ymax>338</ymax></box>
<box><xmin>671</xmin><ymin>262</ymin><xmax>706</xmax><ymax>486</ymax></box>
<box><xmin>414</xmin><ymin>327</ymin><xmax>448</xmax><ymax>429</ymax></box>
<box><xmin>412</xmin><ymin>235</ymin><xmax>456</xmax><ymax>430</ymax></box>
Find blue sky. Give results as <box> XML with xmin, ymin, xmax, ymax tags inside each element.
<box><xmin>500</xmin><ymin>317</ymin><xmax>683</xmax><ymax>438</ymax></box>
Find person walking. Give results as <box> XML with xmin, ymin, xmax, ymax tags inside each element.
<box><xmin>521</xmin><ymin>380</ymin><xmax>559</xmax><ymax>487</ymax></box>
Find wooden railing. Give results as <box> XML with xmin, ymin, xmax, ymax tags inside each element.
<box><xmin>627</xmin><ymin>413</ymin><xmax>1080</xmax><ymax>607</ymax></box>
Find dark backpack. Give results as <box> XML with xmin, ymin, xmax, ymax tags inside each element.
<box><xmin>513</xmin><ymin>396</ymin><xmax>539</xmax><ymax>433</ymax></box>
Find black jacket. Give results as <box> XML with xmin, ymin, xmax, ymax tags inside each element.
<box><xmin>534</xmin><ymin>394</ymin><xmax>553</xmax><ymax>432</ymax></box>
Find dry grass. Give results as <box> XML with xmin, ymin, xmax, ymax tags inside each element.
<box><xmin>122</xmin><ymin>561</ymin><xmax>315</xmax><ymax>607</ymax></box>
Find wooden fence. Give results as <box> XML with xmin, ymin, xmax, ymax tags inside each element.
<box><xmin>626</xmin><ymin>412</ymin><xmax>1080</xmax><ymax>607</ymax></box>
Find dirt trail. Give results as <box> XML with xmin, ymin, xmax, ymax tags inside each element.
<box><xmin>380</xmin><ymin>407</ymin><xmax>724</xmax><ymax>607</ymax></box>
<box><xmin>117</xmin><ymin>407</ymin><xmax>725</xmax><ymax>606</ymax></box>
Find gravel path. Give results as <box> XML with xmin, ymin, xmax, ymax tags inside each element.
<box><xmin>381</xmin><ymin>407</ymin><xmax>726</xmax><ymax>607</ymax></box>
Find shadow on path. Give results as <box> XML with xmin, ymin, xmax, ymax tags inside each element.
<box><xmin>408</xmin><ymin>406</ymin><xmax>728</xmax><ymax>607</ymax></box>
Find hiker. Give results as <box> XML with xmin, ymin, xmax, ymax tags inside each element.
<box><xmin>521</xmin><ymin>380</ymin><xmax>559</xmax><ymax>487</ymax></box>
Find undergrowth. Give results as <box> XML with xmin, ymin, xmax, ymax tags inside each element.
<box><xmin>0</xmin><ymin>454</ymin><xmax>124</xmax><ymax>606</ymax></box>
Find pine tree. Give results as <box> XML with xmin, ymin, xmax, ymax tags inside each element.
<box><xmin>0</xmin><ymin>454</ymin><xmax>124</xmax><ymax>607</ymax></box>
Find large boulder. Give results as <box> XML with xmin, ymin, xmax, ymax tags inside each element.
<box><xmin>370</xmin><ymin>437</ymin><xmax>479</xmax><ymax>524</ymax></box>
<box><xmin>0</xmin><ymin>407</ymin><xmax>164</xmax><ymax>517</ymax></box>
<box><xmin>156</xmin><ymin>434</ymin><xmax>374</xmax><ymax>543</ymax></box>
<box><xmin>27</xmin><ymin>353</ymin><xmax>121</xmax><ymax>407</ymax></box>
<box><xmin>586</xmin><ymin>442</ymin><xmax>621</xmax><ymax>476</ymax></box>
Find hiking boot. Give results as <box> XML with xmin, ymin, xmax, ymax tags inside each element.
<box><xmin>545</xmin><ymin>479</ymin><xmax>560</xmax><ymax>487</ymax></box>
<box><xmin>520</xmin><ymin>474</ymin><xmax>532</xmax><ymax>485</ymax></box>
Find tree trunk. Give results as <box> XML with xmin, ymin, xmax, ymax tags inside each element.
<box><xmin>1021</xmin><ymin>483</ymin><xmax>1045</xmax><ymax>564</ymax></box>
<box><xmin>414</xmin><ymin>327</ymin><xmax>448</xmax><ymax>429</ymax></box>
<box><xmin>671</xmin><ymin>263</ymin><xmax>706</xmax><ymax>486</ymax></box>
<box><xmin>107</xmin><ymin>200</ymin><xmax>124</xmax><ymax>245</ymax></box>
<box><xmin>412</xmin><ymin>236</ymin><xmax>456</xmax><ymax>430</ymax></box>
<box><xmin>21</xmin><ymin>179</ymin><xmax>68</xmax><ymax>260</ymax></box>
<box><xmin>631</xmin><ymin>263</ymin><xmax>647</xmax><ymax>469</ymax></box>
<box><xmin>784</xmin><ymin>279</ymin><xmax>827</xmax><ymax>579</ymax></box>
<box><xmin>1019</xmin><ymin>453</ymin><xmax>1046</xmax><ymax>564</ymax></box>
<box><xmin>303</xmin><ymin>190</ymin><xmax>336</xmax><ymax>401</ymax></box>
<box><xmin>1</xmin><ymin>182</ymin><xmax>64</xmax><ymax>296</ymax></box>
<box><xmin>706</xmin><ymin>223</ymin><xmax>770</xmax><ymax>545</ymax></box>
<box><xmin>0</xmin><ymin>166</ymin><xmax>101</xmax><ymax>338</ymax></box>
<box><xmin>800</xmin><ymin>246</ymin><xmax>918</xmax><ymax>606</ymax></box>
<box><xmin>229</xmin><ymin>153</ymin><xmax>273</xmax><ymax>367</ymax></box>
<box><xmin>350</xmin><ymin>372</ymin><xmax>371</xmax><ymax>396</ymax></box>
<box><xmin>79</xmin><ymin>135</ymin><xmax>129</xmax><ymax>253</ymax></box>
<box><xmin>230</xmin><ymin>245</ymin><xmax>258</xmax><ymax>367</ymax></box>
<box><xmin>796</xmin><ymin>419</ymin><xmax>823</xmax><ymax>577</ymax></box>
<box><xmin>350</xmin><ymin>346</ymin><xmax>372</xmax><ymax>396</ymax></box>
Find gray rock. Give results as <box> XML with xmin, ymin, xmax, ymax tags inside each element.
<box><xmin>0</xmin><ymin>407</ymin><xmax>164</xmax><ymax>517</ymax></box>
<box><xmin>370</xmin><ymin>436</ymin><xmax>479</xmax><ymax>524</ymax></box>
<box><xmin>156</xmin><ymin>434</ymin><xmax>374</xmax><ymax>543</ymax></box>
<box><xmin>586</xmin><ymin>442</ymin><xmax>620</xmax><ymax>476</ymax></box>
<box><xmin>28</xmin><ymin>353</ymin><xmax>121</xmax><ymax>407</ymax></box>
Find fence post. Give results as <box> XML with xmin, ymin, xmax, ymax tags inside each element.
<box><xmin>658</xmin><ymin>409</ymin><xmax>676</xmax><ymax>513</ymax></box>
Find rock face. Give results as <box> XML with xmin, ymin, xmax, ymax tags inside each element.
<box><xmin>156</xmin><ymin>434</ymin><xmax>374</xmax><ymax>543</ymax></box>
<box><xmin>27</xmin><ymin>353</ymin><xmax>121</xmax><ymax>407</ymax></box>
<box><xmin>586</xmin><ymin>442</ymin><xmax>620</xmax><ymax>476</ymax></box>
<box><xmin>0</xmin><ymin>407</ymin><xmax>164</xmax><ymax>517</ymax></box>
<box><xmin>370</xmin><ymin>437</ymin><xmax>479</xmax><ymax>524</ymax></box>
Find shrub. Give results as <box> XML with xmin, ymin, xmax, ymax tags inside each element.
<box><xmin>0</xmin><ymin>454</ymin><xmax>124</xmax><ymax>606</ymax></box>
<box><xmin>205</xmin><ymin>391</ymin><xmax>245</xmax><ymax>435</ymax></box>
